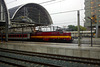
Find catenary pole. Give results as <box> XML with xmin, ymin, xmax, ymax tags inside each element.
<box><xmin>91</xmin><ymin>17</ymin><xmax>93</xmax><ymax>47</ymax></box>
<box><xmin>77</xmin><ymin>10</ymin><xmax>81</xmax><ymax>46</ymax></box>
<box><xmin>87</xmin><ymin>16</ymin><xmax>93</xmax><ymax>47</ymax></box>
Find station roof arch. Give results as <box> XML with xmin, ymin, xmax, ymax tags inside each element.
<box><xmin>9</xmin><ymin>3</ymin><xmax>53</xmax><ymax>26</ymax></box>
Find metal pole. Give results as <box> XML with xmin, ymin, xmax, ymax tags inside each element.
<box><xmin>91</xmin><ymin>18</ymin><xmax>93</xmax><ymax>47</ymax></box>
<box><xmin>77</xmin><ymin>10</ymin><xmax>81</xmax><ymax>46</ymax></box>
<box><xmin>3</xmin><ymin>0</ymin><xmax>9</xmax><ymax>42</ymax></box>
<box><xmin>53</xmin><ymin>26</ymin><xmax>54</xmax><ymax>31</ymax></box>
<box><xmin>96</xmin><ymin>24</ymin><xmax>98</xmax><ymax>38</ymax></box>
<box><xmin>22</xmin><ymin>25</ymin><xmax>24</xmax><ymax>41</ymax></box>
<box><xmin>5</xmin><ymin>20</ymin><xmax>8</xmax><ymax>42</ymax></box>
<box><xmin>87</xmin><ymin>16</ymin><xmax>93</xmax><ymax>47</ymax></box>
<box><xmin>39</xmin><ymin>10</ymin><xmax>40</xmax><ymax>24</ymax></box>
<box><xmin>96</xmin><ymin>17</ymin><xmax>99</xmax><ymax>38</ymax></box>
<box><xmin>1</xmin><ymin>30</ymin><xmax>3</xmax><ymax>42</ymax></box>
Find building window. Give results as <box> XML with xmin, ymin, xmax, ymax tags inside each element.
<box><xmin>99</xmin><ymin>10</ymin><xmax>100</xmax><ymax>12</ymax></box>
<box><xmin>98</xmin><ymin>15</ymin><xmax>100</xmax><ymax>17</ymax></box>
<box><xmin>91</xmin><ymin>2</ymin><xmax>94</xmax><ymax>4</ymax></box>
<box><xmin>99</xmin><ymin>20</ymin><xmax>100</xmax><ymax>23</ymax></box>
<box><xmin>91</xmin><ymin>12</ymin><xmax>94</xmax><ymax>15</ymax></box>
<box><xmin>98</xmin><ymin>4</ymin><xmax>100</xmax><ymax>6</ymax></box>
<box><xmin>91</xmin><ymin>7</ymin><xmax>94</xmax><ymax>9</ymax></box>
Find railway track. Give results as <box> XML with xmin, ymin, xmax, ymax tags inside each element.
<box><xmin>0</xmin><ymin>48</ymin><xmax>100</xmax><ymax>67</ymax></box>
<box><xmin>0</xmin><ymin>60</ymin><xmax>25</xmax><ymax>67</ymax></box>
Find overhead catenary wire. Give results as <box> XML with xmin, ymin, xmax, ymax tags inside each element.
<box><xmin>39</xmin><ymin>0</ymin><xmax>56</xmax><ymax>4</ymax></box>
<box><xmin>7</xmin><ymin>0</ymin><xmax>85</xmax><ymax>15</ymax></box>
<box><xmin>50</xmin><ymin>9</ymin><xmax>84</xmax><ymax>15</ymax></box>
<box><xmin>7</xmin><ymin>0</ymin><xmax>56</xmax><ymax>5</ymax></box>
<box><xmin>50</xmin><ymin>9</ymin><xmax>85</xmax><ymax>26</ymax></box>
<box><xmin>54</xmin><ymin>21</ymin><xmax>84</xmax><ymax>24</ymax></box>
<box><xmin>6</xmin><ymin>1</ymin><xmax>85</xmax><ymax>21</ymax></box>
<box><xmin>42</xmin><ymin>0</ymin><xmax>99</xmax><ymax>16</ymax></box>
<box><xmin>50</xmin><ymin>5</ymin><xmax>100</xmax><ymax>16</ymax></box>
<box><xmin>43</xmin><ymin>0</ymin><xmax>65</xmax><ymax>6</ymax></box>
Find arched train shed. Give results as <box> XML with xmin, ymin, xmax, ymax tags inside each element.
<box><xmin>0</xmin><ymin>0</ymin><xmax>10</xmax><ymax>42</ymax></box>
<box><xmin>9</xmin><ymin>3</ymin><xmax>53</xmax><ymax>26</ymax></box>
<box><xmin>0</xmin><ymin>0</ymin><xmax>9</xmax><ymax>26</ymax></box>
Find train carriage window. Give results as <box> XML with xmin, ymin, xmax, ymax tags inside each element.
<box><xmin>11</xmin><ymin>35</ymin><xmax>13</xmax><ymax>37</ymax></box>
<box><xmin>23</xmin><ymin>35</ymin><xmax>25</xmax><ymax>37</ymax></box>
<box><xmin>25</xmin><ymin>34</ymin><xmax>27</xmax><ymax>37</ymax></box>
<box><xmin>18</xmin><ymin>34</ymin><xmax>20</xmax><ymax>37</ymax></box>
<box><xmin>59</xmin><ymin>31</ymin><xmax>63</xmax><ymax>34</ymax></box>
<box><xmin>10</xmin><ymin>35</ymin><xmax>13</xmax><ymax>37</ymax></box>
<box><xmin>13</xmin><ymin>35</ymin><xmax>14</xmax><ymax>37</ymax></box>
<box><xmin>18</xmin><ymin>35</ymin><xmax>19</xmax><ymax>37</ymax></box>
<box><xmin>17</xmin><ymin>34</ymin><xmax>19</xmax><ymax>37</ymax></box>
<box><xmin>19</xmin><ymin>34</ymin><xmax>21</xmax><ymax>37</ymax></box>
<box><xmin>21</xmin><ymin>35</ymin><xmax>22</xmax><ymax>37</ymax></box>
<box><xmin>22</xmin><ymin>34</ymin><xmax>23</xmax><ymax>37</ymax></box>
<box><xmin>13</xmin><ymin>35</ymin><xmax>15</xmax><ymax>37</ymax></box>
<box><xmin>10</xmin><ymin>35</ymin><xmax>12</xmax><ymax>37</ymax></box>
<box><xmin>14</xmin><ymin>35</ymin><xmax>16</xmax><ymax>37</ymax></box>
<box><xmin>20</xmin><ymin>35</ymin><xmax>22</xmax><ymax>37</ymax></box>
<box><xmin>12</xmin><ymin>35</ymin><xmax>13</xmax><ymax>37</ymax></box>
<box><xmin>24</xmin><ymin>34</ymin><xmax>27</xmax><ymax>37</ymax></box>
<box><xmin>8</xmin><ymin>35</ymin><xmax>10</xmax><ymax>37</ymax></box>
<box><xmin>23</xmin><ymin>34</ymin><xmax>25</xmax><ymax>37</ymax></box>
<box><xmin>3</xmin><ymin>35</ymin><xmax>5</xmax><ymax>37</ymax></box>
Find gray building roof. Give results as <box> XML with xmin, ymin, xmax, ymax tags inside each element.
<box><xmin>9</xmin><ymin>3</ymin><xmax>53</xmax><ymax>26</ymax></box>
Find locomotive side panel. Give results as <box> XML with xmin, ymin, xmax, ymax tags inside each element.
<box><xmin>30</xmin><ymin>32</ymin><xmax>73</xmax><ymax>42</ymax></box>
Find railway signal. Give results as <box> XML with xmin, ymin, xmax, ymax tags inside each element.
<box><xmin>87</xmin><ymin>16</ymin><xmax>93</xmax><ymax>47</ymax></box>
<box><xmin>91</xmin><ymin>15</ymin><xmax>97</xmax><ymax>23</ymax></box>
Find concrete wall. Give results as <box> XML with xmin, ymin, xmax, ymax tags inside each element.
<box><xmin>0</xmin><ymin>43</ymin><xmax>100</xmax><ymax>59</ymax></box>
<box><xmin>73</xmin><ymin>38</ymin><xmax>100</xmax><ymax>44</ymax></box>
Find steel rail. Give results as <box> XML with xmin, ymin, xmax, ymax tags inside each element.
<box><xmin>0</xmin><ymin>60</ymin><xmax>25</xmax><ymax>67</ymax></box>
<box><xmin>0</xmin><ymin>55</ymin><xmax>60</xmax><ymax>67</ymax></box>
<box><xmin>0</xmin><ymin>48</ymin><xmax>100</xmax><ymax>66</ymax></box>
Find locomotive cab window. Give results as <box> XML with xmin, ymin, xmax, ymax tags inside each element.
<box><xmin>59</xmin><ymin>31</ymin><xmax>63</xmax><ymax>34</ymax></box>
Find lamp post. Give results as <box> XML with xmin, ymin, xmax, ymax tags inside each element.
<box><xmin>87</xmin><ymin>17</ymin><xmax>93</xmax><ymax>47</ymax></box>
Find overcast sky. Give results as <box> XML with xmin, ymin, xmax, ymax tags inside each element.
<box><xmin>5</xmin><ymin>0</ymin><xmax>85</xmax><ymax>27</ymax></box>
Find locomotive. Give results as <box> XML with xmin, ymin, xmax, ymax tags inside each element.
<box><xmin>31</xmin><ymin>31</ymin><xmax>73</xmax><ymax>42</ymax></box>
<box><xmin>0</xmin><ymin>31</ymin><xmax>73</xmax><ymax>42</ymax></box>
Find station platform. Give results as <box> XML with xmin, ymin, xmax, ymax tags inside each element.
<box><xmin>73</xmin><ymin>38</ymin><xmax>100</xmax><ymax>44</ymax></box>
<box><xmin>0</xmin><ymin>41</ymin><xmax>100</xmax><ymax>59</ymax></box>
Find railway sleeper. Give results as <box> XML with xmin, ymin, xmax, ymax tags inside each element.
<box><xmin>0</xmin><ymin>49</ymin><xmax>100</xmax><ymax>65</ymax></box>
<box><xmin>0</xmin><ymin>51</ymin><xmax>99</xmax><ymax>67</ymax></box>
<box><xmin>0</xmin><ymin>48</ymin><xmax>100</xmax><ymax>64</ymax></box>
<box><xmin>0</xmin><ymin>55</ymin><xmax>60</xmax><ymax>67</ymax></box>
<box><xmin>0</xmin><ymin>60</ymin><xmax>25</xmax><ymax>67</ymax></box>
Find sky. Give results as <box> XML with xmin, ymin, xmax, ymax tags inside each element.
<box><xmin>5</xmin><ymin>0</ymin><xmax>85</xmax><ymax>28</ymax></box>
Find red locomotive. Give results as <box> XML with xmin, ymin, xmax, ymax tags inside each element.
<box><xmin>0</xmin><ymin>31</ymin><xmax>73</xmax><ymax>42</ymax></box>
<box><xmin>30</xmin><ymin>31</ymin><xmax>73</xmax><ymax>42</ymax></box>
